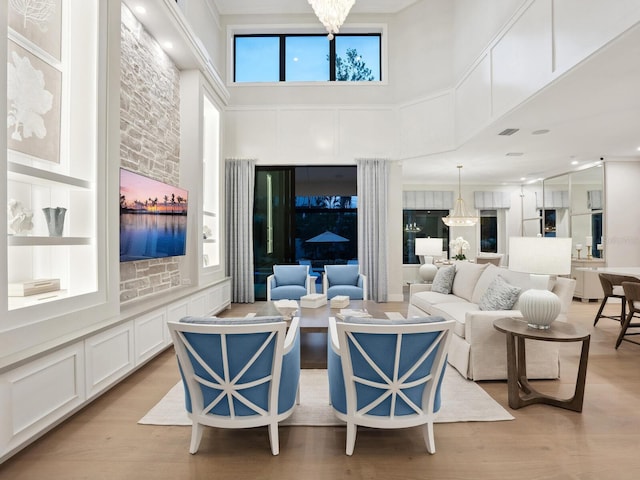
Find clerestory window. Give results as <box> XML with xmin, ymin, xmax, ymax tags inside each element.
<box><xmin>234</xmin><ymin>34</ymin><xmax>381</xmax><ymax>83</ymax></box>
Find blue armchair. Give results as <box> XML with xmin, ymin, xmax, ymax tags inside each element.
<box><xmin>267</xmin><ymin>265</ymin><xmax>313</xmax><ymax>301</ymax></box>
<box><xmin>323</xmin><ymin>264</ymin><xmax>367</xmax><ymax>300</ymax></box>
<box><xmin>327</xmin><ymin>316</ymin><xmax>454</xmax><ymax>455</ymax></box>
<box><xmin>168</xmin><ymin>315</ymin><xmax>301</xmax><ymax>455</ymax></box>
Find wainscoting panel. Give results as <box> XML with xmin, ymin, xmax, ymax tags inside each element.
<box><xmin>0</xmin><ymin>343</ymin><xmax>85</xmax><ymax>453</ymax></box>
<box><xmin>134</xmin><ymin>310</ymin><xmax>167</xmax><ymax>365</ymax></box>
<box><xmin>84</xmin><ymin>322</ymin><xmax>135</xmax><ymax>399</ymax></box>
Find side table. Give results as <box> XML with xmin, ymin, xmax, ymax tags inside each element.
<box><xmin>493</xmin><ymin>317</ymin><xmax>591</xmax><ymax>412</ymax></box>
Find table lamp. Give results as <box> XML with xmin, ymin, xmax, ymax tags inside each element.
<box><xmin>508</xmin><ymin>236</ymin><xmax>572</xmax><ymax>329</ymax></box>
<box><xmin>415</xmin><ymin>237</ymin><xmax>443</xmax><ymax>283</ymax></box>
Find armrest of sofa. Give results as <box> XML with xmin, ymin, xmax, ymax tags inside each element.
<box><xmin>552</xmin><ymin>277</ymin><xmax>577</xmax><ymax>314</ymax></box>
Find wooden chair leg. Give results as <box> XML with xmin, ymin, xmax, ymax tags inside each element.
<box><xmin>594</xmin><ymin>296</ymin><xmax>609</xmax><ymax>326</ymax></box>
<box><xmin>616</xmin><ymin>311</ymin><xmax>634</xmax><ymax>349</ymax></box>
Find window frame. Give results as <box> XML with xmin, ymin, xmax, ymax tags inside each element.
<box><xmin>228</xmin><ymin>24</ymin><xmax>388</xmax><ymax>86</ymax></box>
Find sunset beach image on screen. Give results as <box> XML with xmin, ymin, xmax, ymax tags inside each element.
<box><xmin>119</xmin><ymin>168</ymin><xmax>188</xmax><ymax>262</ymax></box>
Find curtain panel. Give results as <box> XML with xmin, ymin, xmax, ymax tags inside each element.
<box><xmin>225</xmin><ymin>158</ymin><xmax>257</xmax><ymax>303</ymax></box>
<box><xmin>357</xmin><ymin>158</ymin><xmax>389</xmax><ymax>302</ymax></box>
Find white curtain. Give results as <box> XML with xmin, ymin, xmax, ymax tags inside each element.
<box><xmin>474</xmin><ymin>191</ymin><xmax>511</xmax><ymax>209</ymax></box>
<box><xmin>357</xmin><ymin>158</ymin><xmax>389</xmax><ymax>302</ymax></box>
<box><xmin>225</xmin><ymin>159</ymin><xmax>256</xmax><ymax>303</ymax></box>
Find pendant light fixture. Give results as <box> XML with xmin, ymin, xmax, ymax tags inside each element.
<box><xmin>442</xmin><ymin>165</ymin><xmax>479</xmax><ymax>227</ymax></box>
<box><xmin>308</xmin><ymin>0</ymin><xmax>356</xmax><ymax>40</ymax></box>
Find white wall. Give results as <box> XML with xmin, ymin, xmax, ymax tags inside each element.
<box><xmin>452</xmin><ymin>0</ymin><xmax>525</xmax><ymax>80</ymax></box>
<box><xmin>605</xmin><ymin>160</ymin><xmax>640</xmax><ymax>267</ymax></box>
<box><xmin>390</xmin><ymin>0</ymin><xmax>454</xmax><ymax>103</ymax></box>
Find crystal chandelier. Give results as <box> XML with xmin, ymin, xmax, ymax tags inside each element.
<box><xmin>308</xmin><ymin>0</ymin><xmax>356</xmax><ymax>40</ymax></box>
<box><xmin>442</xmin><ymin>165</ymin><xmax>479</xmax><ymax>227</ymax></box>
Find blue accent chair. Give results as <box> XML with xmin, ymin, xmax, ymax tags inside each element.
<box><xmin>168</xmin><ymin>316</ymin><xmax>301</xmax><ymax>455</ymax></box>
<box><xmin>323</xmin><ymin>264</ymin><xmax>367</xmax><ymax>300</ymax></box>
<box><xmin>267</xmin><ymin>265</ymin><xmax>312</xmax><ymax>300</ymax></box>
<box><xmin>327</xmin><ymin>316</ymin><xmax>454</xmax><ymax>455</ymax></box>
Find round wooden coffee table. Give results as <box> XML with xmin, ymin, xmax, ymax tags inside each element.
<box><xmin>493</xmin><ymin>317</ymin><xmax>591</xmax><ymax>412</ymax></box>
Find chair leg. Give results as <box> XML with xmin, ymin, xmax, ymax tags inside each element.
<box><xmin>189</xmin><ymin>423</ymin><xmax>204</xmax><ymax>454</ymax></box>
<box><xmin>621</xmin><ymin>300</ymin><xmax>627</xmax><ymax>325</ymax></box>
<box><xmin>593</xmin><ymin>297</ymin><xmax>609</xmax><ymax>326</ymax></box>
<box><xmin>422</xmin><ymin>422</ymin><xmax>436</xmax><ymax>454</ymax></box>
<box><xmin>268</xmin><ymin>422</ymin><xmax>280</xmax><ymax>456</ymax></box>
<box><xmin>616</xmin><ymin>311</ymin><xmax>634</xmax><ymax>349</ymax></box>
<box><xmin>345</xmin><ymin>422</ymin><xmax>357</xmax><ymax>456</ymax></box>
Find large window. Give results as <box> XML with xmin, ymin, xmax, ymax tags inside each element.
<box><xmin>234</xmin><ymin>34</ymin><xmax>381</xmax><ymax>83</ymax></box>
<box><xmin>403</xmin><ymin>210</ymin><xmax>449</xmax><ymax>264</ymax></box>
<box><xmin>480</xmin><ymin>210</ymin><xmax>497</xmax><ymax>253</ymax></box>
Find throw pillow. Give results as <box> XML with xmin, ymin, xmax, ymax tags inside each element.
<box><xmin>431</xmin><ymin>265</ymin><xmax>456</xmax><ymax>294</ymax></box>
<box><xmin>479</xmin><ymin>275</ymin><xmax>522</xmax><ymax>311</ymax></box>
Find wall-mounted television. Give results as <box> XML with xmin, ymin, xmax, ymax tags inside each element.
<box><xmin>119</xmin><ymin>168</ymin><xmax>188</xmax><ymax>262</ymax></box>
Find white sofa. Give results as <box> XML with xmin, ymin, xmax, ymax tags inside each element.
<box><xmin>407</xmin><ymin>262</ymin><xmax>576</xmax><ymax>381</ymax></box>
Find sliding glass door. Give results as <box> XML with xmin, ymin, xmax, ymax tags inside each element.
<box><xmin>253</xmin><ymin>167</ymin><xmax>296</xmax><ymax>299</ymax></box>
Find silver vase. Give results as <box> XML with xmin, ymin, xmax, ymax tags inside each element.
<box><xmin>42</xmin><ymin>207</ymin><xmax>67</xmax><ymax>237</ymax></box>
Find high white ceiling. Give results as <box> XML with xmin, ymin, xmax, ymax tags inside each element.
<box><xmin>212</xmin><ymin>0</ymin><xmax>419</xmax><ymax>15</ymax></box>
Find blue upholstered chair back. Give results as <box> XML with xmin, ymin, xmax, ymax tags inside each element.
<box><xmin>168</xmin><ymin>316</ymin><xmax>300</xmax><ymax>455</ymax></box>
<box><xmin>327</xmin><ymin>316</ymin><xmax>454</xmax><ymax>455</ymax></box>
<box><xmin>324</xmin><ymin>265</ymin><xmax>367</xmax><ymax>300</ymax></box>
<box><xmin>267</xmin><ymin>265</ymin><xmax>312</xmax><ymax>300</ymax></box>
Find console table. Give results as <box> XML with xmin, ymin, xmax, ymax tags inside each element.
<box><xmin>493</xmin><ymin>317</ymin><xmax>591</xmax><ymax>412</ymax></box>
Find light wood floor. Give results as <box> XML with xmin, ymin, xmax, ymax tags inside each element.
<box><xmin>2</xmin><ymin>297</ymin><xmax>640</xmax><ymax>480</ymax></box>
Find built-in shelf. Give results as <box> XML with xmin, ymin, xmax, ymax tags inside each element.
<box><xmin>8</xmin><ymin>236</ymin><xmax>93</xmax><ymax>247</ymax></box>
<box><xmin>8</xmin><ymin>162</ymin><xmax>92</xmax><ymax>190</ymax></box>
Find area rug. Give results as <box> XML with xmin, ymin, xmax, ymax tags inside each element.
<box><xmin>138</xmin><ymin>368</ymin><xmax>513</xmax><ymax>426</ymax></box>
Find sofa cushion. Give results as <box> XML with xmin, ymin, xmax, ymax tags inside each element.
<box><xmin>479</xmin><ymin>275</ymin><xmax>521</xmax><ymax>311</ymax></box>
<box><xmin>429</xmin><ymin>302</ymin><xmax>481</xmax><ymax>338</ymax></box>
<box><xmin>431</xmin><ymin>265</ymin><xmax>456</xmax><ymax>294</ymax></box>
<box><xmin>410</xmin><ymin>291</ymin><xmax>468</xmax><ymax>314</ymax></box>
<box><xmin>452</xmin><ymin>262</ymin><xmax>488</xmax><ymax>301</ymax></box>
<box><xmin>274</xmin><ymin>265</ymin><xmax>307</xmax><ymax>287</ymax></box>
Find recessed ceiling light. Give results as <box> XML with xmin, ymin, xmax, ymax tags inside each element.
<box><xmin>532</xmin><ymin>129</ymin><xmax>550</xmax><ymax>135</ymax></box>
<box><xmin>506</xmin><ymin>152</ymin><xmax>524</xmax><ymax>156</ymax></box>
<box><xmin>520</xmin><ymin>177</ymin><xmax>526</xmax><ymax>181</ymax></box>
<box><xmin>135</xmin><ymin>6</ymin><xmax>146</xmax><ymax>14</ymax></box>
<box><xmin>636</xmin><ymin>146</ymin><xmax>640</xmax><ymax>151</ymax></box>
<box><xmin>163</xmin><ymin>41</ymin><xmax>173</xmax><ymax>50</ymax></box>
<box><xmin>571</xmin><ymin>160</ymin><xmax>579</xmax><ymax>165</ymax></box>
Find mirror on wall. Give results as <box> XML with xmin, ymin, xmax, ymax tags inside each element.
<box><xmin>542</xmin><ymin>165</ymin><xmax>604</xmax><ymax>259</ymax></box>
<box><xmin>520</xmin><ymin>180</ymin><xmax>543</xmax><ymax>237</ymax></box>
<box><xmin>541</xmin><ymin>174</ymin><xmax>570</xmax><ymax>238</ymax></box>
<box><xmin>569</xmin><ymin>166</ymin><xmax>604</xmax><ymax>259</ymax></box>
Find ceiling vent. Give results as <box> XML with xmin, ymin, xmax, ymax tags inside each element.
<box><xmin>498</xmin><ymin>128</ymin><xmax>519</xmax><ymax>136</ymax></box>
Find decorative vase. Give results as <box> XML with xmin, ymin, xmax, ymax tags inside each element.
<box><xmin>42</xmin><ymin>207</ymin><xmax>67</xmax><ymax>237</ymax></box>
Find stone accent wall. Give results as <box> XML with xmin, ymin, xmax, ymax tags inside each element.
<box><xmin>119</xmin><ymin>5</ymin><xmax>182</xmax><ymax>303</ymax></box>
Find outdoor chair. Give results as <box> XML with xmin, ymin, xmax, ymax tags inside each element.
<box><xmin>593</xmin><ymin>274</ymin><xmax>640</xmax><ymax>326</ymax></box>
<box><xmin>267</xmin><ymin>265</ymin><xmax>313</xmax><ymax>300</ymax></box>
<box><xmin>616</xmin><ymin>282</ymin><xmax>640</xmax><ymax>348</ymax></box>
<box><xmin>168</xmin><ymin>315</ymin><xmax>301</xmax><ymax>455</ymax></box>
<box><xmin>327</xmin><ymin>315</ymin><xmax>454</xmax><ymax>455</ymax></box>
<box><xmin>323</xmin><ymin>264</ymin><xmax>367</xmax><ymax>300</ymax></box>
